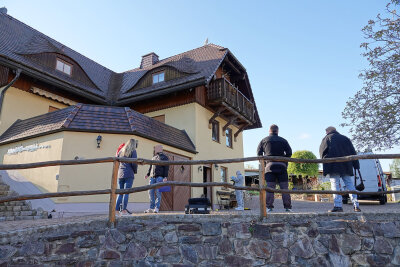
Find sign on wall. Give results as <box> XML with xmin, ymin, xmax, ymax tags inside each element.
<box><xmin>7</xmin><ymin>143</ymin><xmax>51</xmax><ymax>155</ymax></box>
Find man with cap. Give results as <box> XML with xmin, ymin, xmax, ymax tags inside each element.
<box><xmin>319</xmin><ymin>126</ymin><xmax>361</xmax><ymax>212</ymax></box>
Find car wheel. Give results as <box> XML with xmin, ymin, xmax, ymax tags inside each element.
<box><xmin>379</xmin><ymin>196</ymin><xmax>386</xmax><ymax>205</ymax></box>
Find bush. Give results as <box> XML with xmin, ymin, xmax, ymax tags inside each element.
<box><xmin>288</xmin><ymin>150</ymin><xmax>319</xmax><ymax>177</ymax></box>
<box><xmin>317</xmin><ymin>181</ymin><xmax>331</xmax><ymax>191</ymax></box>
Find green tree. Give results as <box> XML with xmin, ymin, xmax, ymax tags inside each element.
<box><xmin>342</xmin><ymin>1</ymin><xmax>400</xmax><ymax>150</ymax></box>
<box><xmin>287</xmin><ymin>150</ymin><xmax>319</xmax><ymax>177</ymax></box>
<box><xmin>390</xmin><ymin>158</ymin><xmax>400</xmax><ymax>178</ymax></box>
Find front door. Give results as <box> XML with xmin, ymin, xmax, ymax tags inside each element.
<box><xmin>159</xmin><ymin>151</ymin><xmax>191</xmax><ymax>211</ymax></box>
<box><xmin>203</xmin><ymin>166</ymin><xmax>213</xmax><ymax>204</ymax></box>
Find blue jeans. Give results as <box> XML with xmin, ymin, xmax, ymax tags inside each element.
<box><xmin>149</xmin><ymin>176</ymin><xmax>164</xmax><ymax>209</ymax></box>
<box><xmin>328</xmin><ymin>174</ymin><xmax>359</xmax><ymax>208</ymax></box>
<box><xmin>115</xmin><ymin>177</ymin><xmax>134</xmax><ymax>211</ymax></box>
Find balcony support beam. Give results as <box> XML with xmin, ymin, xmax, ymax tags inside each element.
<box><xmin>222</xmin><ymin>117</ymin><xmax>235</xmax><ymax>136</ymax></box>
<box><xmin>208</xmin><ymin>107</ymin><xmax>225</xmax><ymax>129</ymax></box>
<box><xmin>234</xmin><ymin>124</ymin><xmax>248</xmax><ymax>142</ymax></box>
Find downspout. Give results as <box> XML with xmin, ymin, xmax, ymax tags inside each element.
<box><xmin>0</xmin><ymin>69</ymin><xmax>21</xmax><ymax>115</ymax></box>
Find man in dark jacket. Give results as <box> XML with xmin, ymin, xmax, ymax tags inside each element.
<box><xmin>144</xmin><ymin>145</ymin><xmax>169</xmax><ymax>213</ymax></box>
<box><xmin>257</xmin><ymin>124</ymin><xmax>292</xmax><ymax>212</ymax></box>
<box><xmin>319</xmin><ymin>126</ymin><xmax>361</xmax><ymax>212</ymax></box>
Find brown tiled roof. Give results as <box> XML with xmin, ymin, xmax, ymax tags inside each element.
<box><xmin>0</xmin><ymin>12</ymin><xmax>227</xmax><ymax>103</ymax></box>
<box><xmin>0</xmin><ymin>13</ymin><xmax>113</xmax><ymax>100</ymax></box>
<box><xmin>0</xmin><ymin>104</ymin><xmax>196</xmax><ymax>153</ymax></box>
<box><xmin>118</xmin><ymin>45</ymin><xmax>228</xmax><ymax>101</ymax></box>
<box><xmin>0</xmin><ymin>11</ymin><xmax>261</xmax><ymax>129</ymax></box>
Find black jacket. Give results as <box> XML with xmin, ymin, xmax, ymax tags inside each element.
<box><xmin>319</xmin><ymin>131</ymin><xmax>359</xmax><ymax>176</ymax></box>
<box><xmin>257</xmin><ymin>134</ymin><xmax>292</xmax><ymax>172</ymax></box>
<box><xmin>147</xmin><ymin>152</ymin><xmax>169</xmax><ymax>178</ymax></box>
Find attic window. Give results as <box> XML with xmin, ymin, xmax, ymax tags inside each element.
<box><xmin>152</xmin><ymin>72</ymin><xmax>165</xmax><ymax>84</ymax></box>
<box><xmin>56</xmin><ymin>59</ymin><xmax>72</xmax><ymax>76</ymax></box>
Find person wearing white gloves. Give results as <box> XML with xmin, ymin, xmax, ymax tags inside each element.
<box><xmin>231</xmin><ymin>170</ymin><xmax>244</xmax><ymax>211</ymax></box>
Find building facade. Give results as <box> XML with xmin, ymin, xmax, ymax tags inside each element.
<box><xmin>0</xmin><ymin>9</ymin><xmax>262</xmax><ymax>212</ymax></box>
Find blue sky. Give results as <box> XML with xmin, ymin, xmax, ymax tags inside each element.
<box><xmin>1</xmin><ymin>0</ymin><xmax>398</xmax><ymax>170</ymax></box>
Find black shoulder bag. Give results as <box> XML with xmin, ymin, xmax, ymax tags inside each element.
<box><xmin>354</xmin><ymin>169</ymin><xmax>365</xmax><ymax>191</ymax></box>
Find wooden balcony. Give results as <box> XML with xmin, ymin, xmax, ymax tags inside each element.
<box><xmin>207</xmin><ymin>78</ymin><xmax>255</xmax><ymax>124</ymax></box>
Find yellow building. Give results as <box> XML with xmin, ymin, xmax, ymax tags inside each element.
<box><xmin>0</xmin><ymin>10</ymin><xmax>262</xmax><ymax>213</ymax></box>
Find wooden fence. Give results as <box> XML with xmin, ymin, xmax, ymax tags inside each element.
<box><xmin>0</xmin><ymin>154</ymin><xmax>400</xmax><ymax>227</ymax></box>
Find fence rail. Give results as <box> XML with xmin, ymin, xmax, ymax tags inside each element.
<box><xmin>1</xmin><ymin>153</ymin><xmax>400</xmax><ymax>170</ymax></box>
<box><xmin>0</xmin><ymin>153</ymin><xmax>399</xmax><ymax>226</ymax></box>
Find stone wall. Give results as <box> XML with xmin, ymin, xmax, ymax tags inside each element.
<box><xmin>0</xmin><ymin>213</ymin><xmax>399</xmax><ymax>266</ymax></box>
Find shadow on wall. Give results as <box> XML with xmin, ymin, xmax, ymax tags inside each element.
<box><xmin>0</xmin><ymin>170</ymin><xmax>55</xmax><ymax>212</ymax></box>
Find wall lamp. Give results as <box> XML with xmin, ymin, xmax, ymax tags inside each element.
<box><xmin>198</xmin><ymin>166</ymin><xmax>203</xmax><ymax>172</ymax></box>
<box><xmin>96</xmin><ymin>135</ymin><xmax>102</xmax><ymax>148</ymax></box>
<box><xmin>214</xmin><ymin>164</ymin><xmax>219</xmax><ymax>170</ymax></box>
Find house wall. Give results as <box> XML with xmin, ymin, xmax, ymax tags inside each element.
<box><xmin>0</xmin><ymin>87</ymin><xmax>67</xmax><ymax>134</ymax></box>
<box><xmin>58</xmin><ymin>132</ymin><xmax>193</xmax><ymax>204</ymax></box>
<box><xmin>145</xmin><ymin>102</ymin><xmax>245</xmax><ymax>206</ymax></box>
<box><xmin>0</xmin><ymin>132</ymin><xmax>64</xmax><ymax>193</ymax></box>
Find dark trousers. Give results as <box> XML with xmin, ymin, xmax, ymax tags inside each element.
<box><xmin>265</xmin><ymin>171</ymin><xmax>292</xmax><ymax>209</ymax></box>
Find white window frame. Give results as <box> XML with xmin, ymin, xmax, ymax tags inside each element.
<box><xmin>56</xmin><ymin>58</ymin><xmax>72</xmax><ymax>76</ymax></box>
<box><xmin>152</xmin><ymin>71</ymin><xmax>165</xmax><ymax>84</ymax></box>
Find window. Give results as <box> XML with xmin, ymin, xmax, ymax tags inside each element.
<box><xmin>152</xmin><ymin>72</ymin><xmax>165</xmax><ymax>84</ymax></box>
<box><xmin>152</xmin><ymin>114</ymin><xmax>165</xmax><ymax>123</ymax></box>
<box><xmin>48</xmin><ymin>106</ymin><xmax>59</xmax><ymax>113</ymax></box>
<box><xmin>226</xmin><ymin>128</ymin><xmax>233</xmax><ymax>148</ymax></box>
<box><xmin>56</xmin><ymin>59</ymin><xmax>72</xmax><ymax>76</ymax></box>
<box><xmin>211</xmin><ymin>120</ymin><xmax>219</xmax><ymax>142</ymax></box>
<box><xmin>220</xmin><ymin>167</ymin><xmax>227</xmax><ymax>183</ymax></box>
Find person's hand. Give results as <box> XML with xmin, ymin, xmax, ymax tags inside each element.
<box><xmin>145</xmin><ymin>175</ymin><xmax>149</xmax><ymax>179</ymax></box>
<box><xmin>163</xmin><ymin>178</ymin><xmax>167</xmax><ymax>182</ymax></box>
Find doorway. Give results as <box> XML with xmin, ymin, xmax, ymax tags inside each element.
<box><xmin>202</xmin><ymin>166</ymin><xmax>213</xmax><ymax>205</ymax></box>
<box><xmin>159</xmin><ymin>151</ymin><xmax>191</xmax><ymax>211</ymax></box>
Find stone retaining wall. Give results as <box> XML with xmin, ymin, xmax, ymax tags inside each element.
<box><xmin>0</xmin><ymin>213</ymin><xmax>399</xmax><ymax>266</ymax></box>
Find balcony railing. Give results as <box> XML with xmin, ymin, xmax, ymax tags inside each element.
<box><xmin>208</xmin><ymin>78</ymin><xmax>255</xmax><ymax>123</ymax></box>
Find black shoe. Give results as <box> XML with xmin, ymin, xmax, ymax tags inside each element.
<box><xmin>328</xmin><ymin>207</ymin><xmax>343</xmax><ymax>213</ymax></box>
<box><xmin>354</xmin><ymin>206</ymin><xmax>361</xmax><ymax>212</ymax></box>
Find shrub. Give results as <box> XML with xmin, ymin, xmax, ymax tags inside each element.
<box><xmin>288</xmin><ymin>150</ymin><xmax>319</xmax><ymax>177</ymax></box>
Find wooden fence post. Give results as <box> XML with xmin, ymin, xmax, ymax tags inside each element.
<box><xmin>108</xmin><ymin>160</ymin><xmax>120</xmax><ymax>228</ymax></box>
<box><xmin>259</xmin><ymin>159</ymin><xmax>266</xmax><ymax>218</ymax></box>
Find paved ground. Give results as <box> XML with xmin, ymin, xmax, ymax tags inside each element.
<box><xmin>0</xmin><ymin>200</ymin><xmax>398</xmax><ymax>233</ymax></box>
<box><xmin>244</xmin><ymin>199</ymin><xmax>400</xmax><ymax>213</ymax></box>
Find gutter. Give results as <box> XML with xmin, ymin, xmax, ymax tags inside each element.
<box><xmin>117</xmin><ymin>78</ymin><xmax>205</xmax><ymax>105</ymax></box>
<box><xmin>0</xmin><ymin>68</ymin><xmax>21</xmax><ymax>116</ymax></box>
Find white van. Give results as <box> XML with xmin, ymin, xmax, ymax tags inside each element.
<box><xmin>343</xmin><ymin>152</ymin><xmax>387</xmax><ymax>205</ymax></box>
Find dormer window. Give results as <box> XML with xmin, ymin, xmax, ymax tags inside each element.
<box><xmin>56</xmin><ymin>58</ymin><xmax>72</xmax><ymax>76</ymax></box>
<box><xmin>152</xmin><ymin>72</ymin><xmax>165</xmax><ymax>84</ymax></box>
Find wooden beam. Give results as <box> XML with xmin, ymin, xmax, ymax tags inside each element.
<box><xmin>0</xmin><ymin>181</ymin><xmax>399</xmax><ymax>205</ymax></box>
<box><xmin>208</xmin><ymin>107</ymin><xmax>225</xmax><ymax>129</ymax></box>
<box><xmin>108</xmin><ymin>160</ymin><xmax>120</xmax><ymax>228</ymax></box>
<box><xmin>234</xmin><ymin>124</ymin><xmax>248</xmax><ymax>142</ymax></box>
<box><xmin>259</xmin><ymin>159</ymin><xmax>266</xmax><ymax>219</ymax></box>
<box><xmin>222</xmin><ymin>117</ymin><xmax>235</xmax><ymax>136</ymax></box>
<box><xmin>210</xmin><ymin>164</ymin><xmax>214</xmax><ymax>210</ymax></box>
<box><xmin>224</xmin><ymin>57</ymin><xmax>241</xmax><ymax>74</ymax></box>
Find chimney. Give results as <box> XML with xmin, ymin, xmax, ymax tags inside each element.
<box><xmin>140</xmin><ymin>52</ymin><xmax>159</xmax><ymax>69</ymax></box>
<box><xmin>0</xmin><ymin>7</ymin><xmax>7</xmax><ymax>14</ymax></box>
